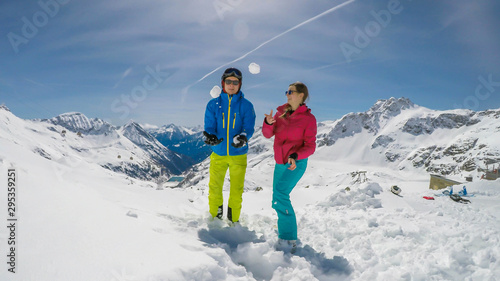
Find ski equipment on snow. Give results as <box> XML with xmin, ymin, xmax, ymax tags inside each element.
<box><xmin>450</xmin><ymin>194</ymin><xmax>471</xmax><ymax>204</ymax></box>
<box><xmin>457</xmin><ymin>186</ymin><xmax>474</xmax><ymax>197</ymax></box>
<box><xmin>391</xmin><ymin>185</ymin><xmax>401</xmax><ymax>195</ymax></box>
<box><xmin>435</xmin><ymin>186</ymin><xmax>474</xmax><ymax>197</ymax></box>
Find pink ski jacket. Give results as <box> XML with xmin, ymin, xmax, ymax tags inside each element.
<box><xmin>262</xmin><ymin>103</ymin><xmax>317</xmax><ymax>164</ymax></box>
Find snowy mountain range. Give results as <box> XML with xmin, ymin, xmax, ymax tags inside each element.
<box><xmin>181</xmin><ymin>97</ymin><xmax>500</xmax><ymax>188</ymax></box>
<box><xmin>1</xmin><ymin>97</ymin><xmax>498</xmax><ymax>186</ymax></box>
<box><xmin>2</xmin><ymin>108</ymin><xmax>189</xmax><ymax>182</ymax></box>
<box><xmin>315</xmin><ymin>98</ymin><xmax>499</xmax><ymax>174</ymax></box>
<box><xmin>147</xmin><ymin>124</ymin><xmax>211</xmax><ymax>164</ymax></box>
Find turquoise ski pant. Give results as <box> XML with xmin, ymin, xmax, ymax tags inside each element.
<box><xmin>272</xmin><ymin>158</ymin><xmax>308</xmax><ymax>240</ymax></box>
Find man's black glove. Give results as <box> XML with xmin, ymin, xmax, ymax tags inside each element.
<box><xmin>203</xmin><ymin>131</ymin><xmax>223</xmax><ymax>146</ymax></box>
<box><xmin>231</xmin><ymin>133</ymin><xmax>248</xmax><ymax>148</ymax></box>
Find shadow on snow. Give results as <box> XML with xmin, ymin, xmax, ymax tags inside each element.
<box><xmin>198</xmin><ymin>222</ymin><xmax>352</xmax><ymax>281</ymax></box>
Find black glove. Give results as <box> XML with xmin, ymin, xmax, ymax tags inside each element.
<box><xmin>203</xmin><ymin>131</ymin><xmax>223</xmax><ymax>146</ymax></box>
<box><xmin>231</xmin><ymin>133</ymin><xmax>248</xmax><ymax>148</ymax></box>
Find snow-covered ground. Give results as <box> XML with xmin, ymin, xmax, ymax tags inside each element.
<box><xmin>0</xmin><ymin>131</ymin><xmax>499</xmax><ymax>280</ymax></box>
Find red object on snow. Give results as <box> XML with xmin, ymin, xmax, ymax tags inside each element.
<box><xmin>423</xmin><ymin>196</ymin><xmax>435</xmax><ymax>200</ymax></box>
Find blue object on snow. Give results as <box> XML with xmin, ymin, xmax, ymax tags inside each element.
<box><xmin>458</xmin><ymin>186</ymin><xmax>469</xmax><ymax>196</ymax></box>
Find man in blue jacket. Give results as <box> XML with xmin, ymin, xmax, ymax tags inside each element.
<box><xmin>203</xmin><ymin>67</ymin><xmax>256</xmax><ymax>223</ymax></box>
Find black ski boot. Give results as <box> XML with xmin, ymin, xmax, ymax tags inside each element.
<box><xmin>227</xmin><ymin>207</ymin><xmax>239</xmax><ymax>223</ymax></box>
<box><xmin>216</xmin><ymin>205</ymin><xmax>223</xmax><ymax>219</ymax></box>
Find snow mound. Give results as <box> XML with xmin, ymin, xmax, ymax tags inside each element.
<box><xmin>319</xmin><ymin>182</ymin><xmax>383</xmax><ymax>209</ymax></box>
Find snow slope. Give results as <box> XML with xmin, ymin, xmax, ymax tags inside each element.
<box><xmin>0</xmin><ymin>103</ymin><xmax>499</xmax><ymax>280</ymax></box>
<box><xmin>34</xmin><ymin>109</ymin><xmax>188</xmax><ymax>181</ymax></box>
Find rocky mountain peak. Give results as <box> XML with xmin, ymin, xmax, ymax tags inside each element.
<box><xmin>367</xmin><ymin>97</ymin><xmax>415</xmax><ymax>117</ymax></box>
<box><xmin>0</xmin><ymin>104</ymin><xmax>11</xmax><ymax>112</ymax></box>
<box><xmin>122</xmin><ymin>121</ymin><xmax>158</xmax><ymax>145</ymax></box>
<box><xmin>317</xmin><ymin>97</ymin><xmax>416</xmax><ymax>146</ymax></box>
<box><xmin>45</xmin><ymin>112</ymin><xmax>115</xmax><ymax>135</ymax></box>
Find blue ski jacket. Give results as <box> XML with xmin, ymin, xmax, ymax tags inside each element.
<box><xmin>204</xmin><ymin>90</ymin><xmax>256</xmax><ymax>156</ymax></box>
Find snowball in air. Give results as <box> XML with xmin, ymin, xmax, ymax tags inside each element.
<box><xmin>248</xmin><ymin>63</ymin><xmax>260</xmax><ymax>74</ymax></box>
<box><xmin>210</xmin><ymin>85</ymin><xmax>221</xmax><ymax>98</ymax></box>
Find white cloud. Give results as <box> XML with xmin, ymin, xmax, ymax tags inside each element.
<box><xmin>140</xmin><ymin>123</ymin><xmax>159</xmax><ymax>130</ymax></box>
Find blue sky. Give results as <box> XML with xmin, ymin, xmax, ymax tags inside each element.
<box><xmin>1</xmin><ymin>0</ymin><xmax>499</xmax><ymax>127</ymax></box>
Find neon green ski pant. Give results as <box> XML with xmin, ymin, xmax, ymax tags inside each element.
<box><xmin>208</xmin><ymin>152</ymin><xmax>248</xmax><ymax>222</ymax></box>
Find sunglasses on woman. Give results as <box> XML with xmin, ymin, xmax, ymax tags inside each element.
<box><xmin>285</xmin><ymin>90</ymin><xmax>298</xmax><ymax>95</ymax></box>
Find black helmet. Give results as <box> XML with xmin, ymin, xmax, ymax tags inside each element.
<box><xmin>221</xmin><ymin>67</ymin><xmax>242</xmax><ymax>81</ymax></box>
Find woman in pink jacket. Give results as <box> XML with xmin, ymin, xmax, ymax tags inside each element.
<box><xmin>262</xmin><ymin>81</ymin><xmax>317</xmax><ymax>252</ymax></box>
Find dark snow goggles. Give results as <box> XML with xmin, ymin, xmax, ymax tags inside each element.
<box><xmin>222</xmin><ymin>68</ymin><xmax>242</xmax><ymax>80</ymax></box>
<box><xmin>225</xmin><ymin>79</ymin><xmax>240</xmax><ymax>85</ymax></box>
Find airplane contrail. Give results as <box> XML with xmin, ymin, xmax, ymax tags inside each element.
<box><xmin>182</xmin><ymin>0</ymin><xmax>356</xmax><ymax>95</ymax></box>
